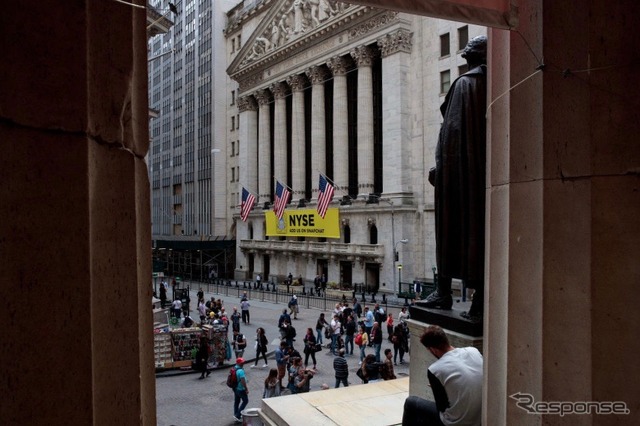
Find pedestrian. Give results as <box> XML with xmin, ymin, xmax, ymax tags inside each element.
<box><xmin>356</xmin><ymin>324</ymin><xmax>368</xmax><ymax>365</ymax></box>
<box><xmin>275</xmin><ymin>341</ymin><xmax>289</xmax><ymax>389</ymax></box>
<box><xmin>278</xmin><ymin>309</ymin><xmax>292</xmax><ymax>337</ymax></box>
<box><xmin>159</xmin><ymin>283</ymin><xmax>167</xmax><ymax>308</ymax></box>
<box><xmin>196</xmin><ymin>337</ymin><xmax>211</xmax><ymax>379</ymax></box>
<box><xmin>371</xmin><ymin>322</ymin><xmax>383</xmax><ymax>362</ymax></box>
<box><xmin>196</xmin><ymin>287</ymin><xmax>204</xmax><ymax>303</ymax></box>
<box><xmin>386</xmin><ymin>312</ymin><xmax>394</xmax><ymax>341</ymax></box>
<box><xmin>171</xmin><ymin>298</ymin><xmax>182</xmax><ymax>319</ymax></box>
<box><xmin>240</xmin><ymin>291</ymin><xmax>248</xmax><ymax>302</ymax></box>
<box><xmin>303</xmin><ymin>327</ymin><xmax>317</xmax><ymax>369</ymax></box>
<box><xmin>330</xmin><ymin>314</ymin><xmax>341</xmax><ymax>355</ymax></box>
<box><xmin>362</xmin><ymin>354</ymin><xmax>383</xmax><ymax>383</ymax></box>
<box><xmin>232</xmin><ymin>329</ymin><xmax>247</xmax><ymax>359</ymax></box>
<box><xmin>231</xmin><ymin>358</ymin><xmax>249</xmax><ymax>423</ymax></box>
<box><xmin>352</xmin><ymin>298</ymin><xmax>362</xmax><ymax>319</ymax></box>
<box><xmin>230</xmin><ymin>307</ymin><xmax>241</xmax><ymax>333</ymax></box>
<box><xmin>333</xmin><ymin>348</ymin><xmax>349</xmax><ymax>388</ymax></box>
<box><xmin>315</xmin><ymin>313</ymin><xmax>329</xmax><ymax>345</ymax></box>
<box><xmin>393</xmin><ymin>323</ymin><xmax>406</xmax><ymax>365</ymax></box>
<box><xmin>398</xmin><ymin>306</ymin><xmax>410</xmax><ymax>323</ymax></box>
<box><xmin>363</xmin><ymin>306</ymin><xmax>375</xmax><ymax>337</ymax></box>
<box><xmin>283</xmin><ymin>320</ymin><xmax>296</xmax><ymax>349</ymax></box>
<box><xmin>344</xmin><ymin>314</ymin><xmax>356</xmax><ymax>355</ymax></box>
<box><xmin>262</xmin><ymin>368</ymin><xmax>281</xmax><ymax>399</ymax></box>
<box><xmin>252</xmin><ymin>327</ymin><xmax>269</xmax><ymax>368</ymax></box>
<box><xmin>288</xmin><ymin>294</ymin><xmax>299</xmax><ymax>319</ymax></box>
<box><xmin>293</xmin><ymin>366</ymin><xmax>314</xmax><ymax>394</ymax></box>
<box><xmin>240</xmin><ymin>298</ymin><xmax>250</xmax><ymax>325</ymax></box>
<box><xmin>256</xmin><ymin>273</ymin><xmax>262</xmax><ymax>290</ymax></box>
<box><xmin>381</xmin><ymin>348</ymin><xmax>396</xmax><ymax>380</ymax></box>
<box><xmin>198</xmin><ymin>299</ymin><xmax>207</xmax><ymax>325</ymax></box>
<box><xmin>402</xmin><ymin>325</ymin><xmax>483</xmax><ymax>426</ymax></box>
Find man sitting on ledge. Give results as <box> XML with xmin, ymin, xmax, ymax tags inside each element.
<box><xmin>402</xmin><ymin>325</ymin><xmax>483</xmax><ymax>426</ymax></box>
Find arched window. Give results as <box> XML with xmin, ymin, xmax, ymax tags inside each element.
<box><xmin>369</xmin><ymin>224</ymin><xmax>378</xmax><ymax>244</ymax></box>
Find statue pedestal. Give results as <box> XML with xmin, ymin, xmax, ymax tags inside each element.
<box><xmin>406</xmin><ymin>302</ymin><xmax>483</xmax><ymax>400</ymax></box>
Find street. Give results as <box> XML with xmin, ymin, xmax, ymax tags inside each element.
<box><xmin>155</xmin><ymin>291</ymin><xmax>412</xmax><ymax>426</ymax></box>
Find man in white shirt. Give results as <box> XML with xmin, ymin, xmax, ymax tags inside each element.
<box><xmin>171</xmin><ymin>298</ymin><xmax>182</xmax><ymax>319</ymax></box>
<box><xmin>402</xmin><ymin>325</ymin><xmax>483</xmax><ymax>426</ymax></box>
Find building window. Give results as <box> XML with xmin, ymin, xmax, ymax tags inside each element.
<box><xmin>440</xmin><ymin>70</ymin><xmax>451</xmax><ymax>94</ymax></box>
<box><xmin>236</xmin><ymin>114</ymin><xmax>240</xmax><ymax>130</ymax></box>
<box><xmin>231</xmin><ymin>141</ymin><xmax>235</xmax><ymax>157</ymax></box>
<box><xmin>440</xmin><ymin>33</ymin><xmax>450</xmax><ymax>57</ymax></box>
<box><xmin>231</xmin><ymin>167</ymin><xmax>235</xmax><ymax>182</ymax></box>
<box><xmin>458</xmin><ymin>26</ymin><xmax>469</xmax><ymax>51</ymax></box>
<box><xmin>236</xmin><ymin>140</ymin><xmax>240</xmax><ymax>156</ymax></box>
<box><xmin>231</xmin><ymin>116</ymin><xmax>235</xmax><ymax>131</ymax></box>
<box><xmin>231</xmin><ymin>90</ymin><xmax>236</xmax><ymax>105</ymax></box>
<box><xmin>237</xmin><ymin>34</ymin><xmax>241</xmax><ymax>49</ymax></box>
<box><xmin>231</xmin><ymin>38</ymin><xmax>235</xmax><ymax>53</ymax></box>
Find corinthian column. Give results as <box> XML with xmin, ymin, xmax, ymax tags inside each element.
<box><xmin>254</xmin><ymin>89</ymin><xmax>272</xmax><ymax>204</ymax></box>
<box><xmin>378</xmin><ymin>29</ymin><xmax>413</xmax><ymax>202</ymax></box>
<box><xmin>306</xmin><ymin>65</ymin><xmax>329</xmax><ymax>201</ymax></box>
<box><xmin>271</xmin><ymin>81</ymin><xmax>288</xmax><ymax>191</ymax></box>
<box><xmin>238</xmin><ymin>95</ymin><xmax>259</xmax><ymax>197</ymax></box>
<box><xmin>327</xmin><ymin>55</ymin><xmax>350</xmax><ymax>198</ymax></box>
<box><xmin>286</xmin><ymin>74</ymin><xmax>307</xmax><ymax>203</ymax></box>
<box><xmin>350</xmin><ymin>45</ymin><xmax>376</xmax><ymax>197</ymax></box>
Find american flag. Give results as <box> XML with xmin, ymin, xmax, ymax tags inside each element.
<box><xmin>317</xmin><ymin>174</ymin><xmax>335</xmax><ymax>218</ymax></box>
<box><xmin>240</xmin><ymin>187</ymin><xmax>256</xmax><ymax>222</ymax></box>
<box><xmin>273</xmin><ymin>180</ymin><xmax>290</xmax><ymax>220</ymax></box>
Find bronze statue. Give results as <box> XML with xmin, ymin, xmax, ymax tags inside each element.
<box><xmin>422</xmin><ymin>36</ymin><xmax>487</xmax><ymax>321</ymax></box>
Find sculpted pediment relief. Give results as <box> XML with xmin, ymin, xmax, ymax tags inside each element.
<box><xmin>249</xmin><ymin>0</ymin><xmax>351</xmax><ymax>59</ymax></box>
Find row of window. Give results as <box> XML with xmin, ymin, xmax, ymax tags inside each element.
<box><xmin>440</xmin><ymin>25</ymin><xmax>469</xmax><ymax>57</ymax></box>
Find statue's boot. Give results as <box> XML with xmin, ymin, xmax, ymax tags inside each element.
<box><xmin>460</xmin><ymin>288</ymin><xmax>483</xmax><ymax>322</ymax></box>
<box><xmin>420</xmin><ymin>290</ymin><xmax>453</xmax><ymax>310</ymax></box>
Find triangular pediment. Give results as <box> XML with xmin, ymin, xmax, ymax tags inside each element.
<box><xmin>227</xmin><ymin>0</ymin><xmax>378</xmax><ymax>85</ymax></box>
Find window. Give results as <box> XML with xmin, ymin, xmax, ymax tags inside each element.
<box><xmin>440</xmin><ymin>33</ymin><xmax>450</xmax><ymax>57</ymax></box>
<box><xmin>231</xmin><ymin>141</ymin><xmax>235</xmax><ymax>157</ymax></box>
<box><xmin>231</xmin><ymin>115</ymin><xmax>235</xmax><ymax>131</ymax></box>
<box><xmin>231</xmin><ymin>90</ymin><xmax>236</xmax><ymax>105</ymax></box>
<box><xmin>231</xmin><ymin>167</ymin><xmax>235</xmax><ymax>182</ymax></box>
<box><xmin>236</xmin><ymin>114</ymin><xmax>240</xmax><ymax>129</ymax></box>
<box><xmin>231</xmin><ymin>38</ymin><xmax>235</xmax><ymax>53</ymax></box>
<box><xmin>236</xmin><ymin>140</ymin><xmax>240</xmax><ymax>156</ymax></box>
<box><xmin>237</xmin><ymin>34</ymin><xmax>241</xmax><ymax>49</ymax></box>
<box><xmin>440</xmin><ymin>70</ymin><xmax>451</xmax><ymax>94</ymax></box>
<box><xmin>458</xmin><ymin>26</ymin><xmax>469</xmax><ymax>51</ymax></box>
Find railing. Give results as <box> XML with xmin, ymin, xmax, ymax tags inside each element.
<box><xmin>238</xmin><ymin>239</ymin><xmax>385</xmax><ymax>260</ymax></box>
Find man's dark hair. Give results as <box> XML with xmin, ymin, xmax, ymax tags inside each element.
<box><xmin>420</xmin><ymin>325</ymin><xmax>450</xmax><ymax>350</ymax></box>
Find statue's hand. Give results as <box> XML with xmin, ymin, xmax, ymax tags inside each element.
<box><xmin>428</xmin><ymin>167</ymin><xmax>436</xmax><ymax>187</ymax></box>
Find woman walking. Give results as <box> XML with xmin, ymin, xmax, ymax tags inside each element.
<box><xmin>303</xmin><ymin>327</ymin><xmax>318</xmax><ymax>369</ymax></box>
<box><xmin>315</xmin><ymin>313</ymin><xmax>329</xmax><ymax>345</ymax></box>
<box><xmin>355</xmin><ymin>324</ymin><xmax>368</xmax><ymax>365</ymax></box>
<box><xmin>252</xmin><ymin>327</ymin><xmax>269</xmax><ymax>368</ymax></box>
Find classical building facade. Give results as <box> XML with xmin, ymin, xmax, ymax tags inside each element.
<box><xmin>225</xmin><ymin>0</ymin><xmax>485</xmax><ymax>293</ymax></box>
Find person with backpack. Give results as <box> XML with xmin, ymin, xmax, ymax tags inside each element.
<box><xmin>229</xmin><ymin>357</ymin><xmax>248</xmax><ymax>423</ymax></box>
<box><xmin>232</xmin><ymin>330</ymin><xmax>247</xmax><ymax>359</ymax></box>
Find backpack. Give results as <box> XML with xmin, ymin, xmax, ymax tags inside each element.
<box><xmin>226</xmin><ymin>367</ymin><xmax>238</xmax><ymax>389</ymax></box>
<box><xmin>355</xmin><ymin>333</ymin><xmax>363</xmax><ymax>346</ymax></box>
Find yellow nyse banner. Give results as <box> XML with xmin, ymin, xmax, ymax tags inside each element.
<box><xmin>265</xmin><ymin>208</ymin><xmax>340</xmax><ymax>238</ymax></box>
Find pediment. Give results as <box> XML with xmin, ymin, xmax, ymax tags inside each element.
<box><xmin>227</xmin><ymin>0</ymin><xmax>398</xmax><ymax>92</ymax></box>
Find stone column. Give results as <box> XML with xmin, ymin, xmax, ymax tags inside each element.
<box><xmin>327</xmin><ymin>55</ymin><xmax>350</xmax><ymax>198</ymax></box>
<box><xmin>254</xmin><ymin>89</ymin><xmax>272</xmax><ymax>204</ymax></box>
<box><xmin>271</xmin><ymin>81</ymin><xmax>288</xmax><ymax>190</ymax></box>
<box><xmin>1</xmin><ymin>1</ymin><xmax>154</xmax><ymax>424</ymax></box>
<box><xmin>350</xmin><ymin>45</ymin><xmax>376</xmax><ymax>197</ymax></box>
<box><xmin>378</xmin><ymin>29</ymin><xmax>413</xmax><ymax>203</ymax></box>
<box><xmin>286</xmin><ymin>74</ymin><xmax>307</xmax><ymax>203</ymax></box>
<box><xmin>306</xmin><ymin>65</ymin><xmax>329</xmax><ymax>201</ymax></box>
<box><xmin>238</xmin><ymin>95</ymin><xmax>258</xmax><ymax>197</ymax></box>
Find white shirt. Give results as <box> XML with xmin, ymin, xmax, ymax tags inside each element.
<box><xmin>429</xmin><ymin>347</ymin><xmax>483</xmax><ymax>426</ymax></box>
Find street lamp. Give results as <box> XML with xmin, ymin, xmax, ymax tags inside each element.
<box><xmin>393</xmin><ymin>238</ymin><xmax>409</xmax><ymax>294</ymax></box>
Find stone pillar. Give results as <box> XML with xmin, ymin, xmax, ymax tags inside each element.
<box><xmin>287</xmin><ymin>74</ymin><xmax>307</xmax><ymax>203</ymax></box>
<box><xmin>327</xmin><ymin>55</ymin><xmax>350</xmax><ymax>198</ymax></box>
<box><xmin>1</xmin><ymin>1</ymin><xmax>154</xmax><ymax>424</ymax></box>
<box><xmin>254</xmin><ymin>89</ymin><xmax>272</xmax><ymax>204</ymax></box>
<box><xmin>484</xmin><ymin>2</ymin><xmax>640</xmax><ymax>425</ymax></box>
<box><xmin>306</xmin><ymin>65</ymin><xmax>329</xmax><ymax>201</ymax></box>
<box><xmin>350</xmin><ymin>45</ymin><xmax>376</xmax><ymax>197</ymax></box>
<box><xmin>378</xmin><ymin>29</ymin><xmax>413</xmax><ymax>203</ymax></box>
<box><xmin>271</xmin><ymin>81</ymin><xmax>288</xmax><ymax>190</ymax></box>
<box><xmin>238</xmin><ymin>95</ymin><xmax>259</xmax><ymax>200</ymax></box>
